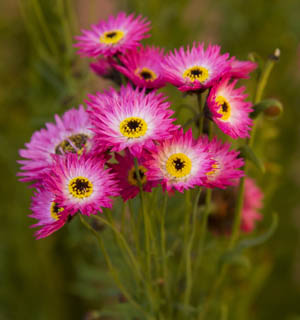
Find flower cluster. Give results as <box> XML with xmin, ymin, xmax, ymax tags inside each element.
<box><xmin>19</xmin><ymin>12</ymin><xmax>263</xmax><ymax>239</ymax></box>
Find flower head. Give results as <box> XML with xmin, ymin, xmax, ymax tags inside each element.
<box><xmin>29</xmin><ymin>188</ymin><xmax>69</xmax><ymax>239</ymax></box>
<box><xmin>75</xmin><ymin>12</ymin><xmax>151</xmax><ymax>57</ymax></box>
<box><xmin>144</xmin><ymin>129</ymin><xmax>213</xmax><ymax>192</ymax></box>
<box><xmin>44</xmin><ymin>154</ymin><xmax>119</xmax><ymax>216</ymax></box>
<box><xmin>162</xmin><ymin>42</ymin><xmax>230</xmax><ymax>92</ymax></box>
<box><xmin>202</xmin><ymin>137</ymin><xmax>244</xmax><ymax>188</ymax></box>
<box><xmin>207</xmin><ymin>78</ymin><xmax>253</xmax><ymax>139</ymax></box>
<box><xmin>87</xmin><ymin>85</ymin><xmax>178</xmax><ymax>157</ymax></box>
<box><xmin>114</xmin><ymin>45</ymin><xmax>166</xmax><ymax>89</ymax></box>
<box><xmin>228</xmin><ymin>57</ymin><xmax>257</xmax><ymax>79</ymax></box>
<box><xmin>18</xmin><ymin>106</ymin><xmax>95</xmax><ymax>184</ymax></box>
<box><xmin>109</xmin><ymin>149</ymin><xmax>158</xmax><ymax>201</ymax></box>
<box><xmin>90</xmin><ymin>57</ymin><xmax>113</xmax><ymax>77</ymax></box>
<box><xmin>241</xmin><ymin>178</ymin><xmax>263</xmax><ymax>232</ymax></box>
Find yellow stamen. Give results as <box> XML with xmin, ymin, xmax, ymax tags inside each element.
<box><xmin>135</xmin><ymin>67</ymin><xmax>157</xmax><ymax>81</ymax></box>
<box><xmin>207</xmin><ymin>162</ymin><xmax>219</xmax><ymax>176</ymax></box>
<box><xmin>55</xmin><ymin>133</ymin><xmax>89</xmax><ymax>155</ymax></box>
<box><xmin>216</xmin><ymin>96</ymin><xmax>231</xmax><ymax>121</ymax></box>
<box><xmin>68</xmin><ymin>176</ymin><xmax>93</xmax><ymax>199</ymax></box>
<box><xmin>120</xmin><ymin>117</ymin><xmax>147</xmax><ymax>139</ymax></box>
<box><xmin>166</xmin><ymin>153</ymin><xmax>192</xmax><ymax>178</ymax></box>
<box><xmin>100</xmin><ymin>30</ymin><xmax>124</xmax><ymax>45</ymax></box>
<box><xmin>50</xmin><ymin>202</ymin><xmax>64</xmax><ymax>220</ymax></box>
<box><xmin>128</xmin><ymin>165</ymin><xmax>147</xmax><ymax>186</ymax></box>
<box><xmin>183</xmin><ymin>66</ymin><xmax>209</xmax><ymax>83</ymax></box>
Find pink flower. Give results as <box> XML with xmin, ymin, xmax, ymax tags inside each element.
<box><xmin>18</xmin><ymin>106</ymin><xmax>95</xmax><ymax>184</ymax></box>
<box><xmin>87</xmin><ymin>85</ymin><xmax>178</xmax><ymax>157</ymax></box>
<box><xmin>109</xmin><ymin>149</ymin><xmax>158</xmax><ymax>201</ymax></box>
<box><xmin>201</xmin><ymin>136</ymin><xmax>244</xmax><ymax>188</ymax></box>
<box><xmin>74</xmin><ymin>12</ymin><xmax>151</xmax><ymax>57</ymax></box>
<box><xmin>144</xmin><ymin>129</ymin><xmax>214</xmax><ymax>192</ymax></box>
<box><xmin>162</xmin><ymin>42</ymin><xmax>230</xmax><ymax>92</ymax></box>
<box><xmin>29</xmin><ymin>188</ymin><xmax>69</xmax><ymax>239</ymax></box>
<box><xmin>90</xmin><ymin>57</ymin><xmax>113</xmax><ymax>77</ymax></box>
<box><xmin>207</xmin><ymin>77</ymin><xmax>253</xmax><ymax>139</ymax></box>
<box><xmin>113</xmin><ymin>45</ymin><xmax>166</xmax><ymax>89</ymax></box>
<box><xmin>241</xmin><ymin>178</ymin><xmax>263</xmax><ymax>232</ymax></box>
<box><xmin>44</xmin><ymin>154</ymin><xmax>119</xmax><ymax>216</ymax></box>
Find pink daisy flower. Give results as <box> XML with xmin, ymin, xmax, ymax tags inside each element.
<box><xmin>241</xmin><ymin>177</ymin><xmax>263</xmax><ymax>232</ymax></box>
<box><xmin>44</xmin><ymin>154</ymin><xmax>119</xmax><ymax>216</ymax></box>
<box><xmin>74</xmin><ymin>12</ymin><xmax>151</xmax><ymax>57</ymax></box>
<box><xmin>29</xmin><ymin>188</ymin><xmax>69</xmax><ymax>239</ymax></box>
<box><xmin>162</xmin><ymin>42</ymin><xmax>230</xmax><ymax>92</ymax></box>
<box><xmin>109</xmin><ymin>150</ymin><xmax>159</xmax><ymax>201</ymax></box>
<box><xmin>228</xmin><ymin>57</ymin><xmax>257</xmax><ymax>79</ymax></box>
<box><xmin>113</xmin><ymin>45</ymin><xmax>166</xmax><ymax>89</ymax></box>
<box><xmin>87</xmin><ymin>85</ymin><xmax>178</xmax><ymax>157</ymax></box>
<box><xmin>207</xmin><ymin>77</ymin><xmax>253</xmax><ymax>139</ymax></box>
<box><xmin>18</xmin><ymin>106</ymin><xmax>95</xmax><ymax>183</ymax></box>
<box><xmin>143</xmin><ymin>129</ymin><xmax>214</xmax><ymax>192</ymax></box>
<box><xmin>202</xmin><ymin>136</ymin><xmax>244</xmax><ymax>189</ymax></box>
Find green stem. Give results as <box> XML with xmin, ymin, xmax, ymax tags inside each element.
<box><xmin>183</xmin><ymin>188</ymin><xmax>202</xmax><ymax>308</ymax></box>
<box><xmin>31</xmin><ymin>0</ymin><xmax>59</xmax><ymax>56</ymax></box>
<box><xmin>79</xmin><ymin>215</ymin><xmax>147</xmax><ymax>317</ymax></box>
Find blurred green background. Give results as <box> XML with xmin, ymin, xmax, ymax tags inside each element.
<box><xmin>1</xmin><ymin>0</ymin><xmax>300</xmax><ymax>319</ymax></box>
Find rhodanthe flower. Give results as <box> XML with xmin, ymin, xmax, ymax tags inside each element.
<box><xmin>207</xmin><ymin>77</ymin><xmax>253</xmax><ymax>139</ymax></box>
<box><xmin>74</xmin><ymin>12</ymin><xmax>151</xmax><ymax>57</ymax></box>
<box><xmin>241</xmin><ymin>177</ymin><xmax>263</xmax><ymax>232</ymax></box>
<box><xmin>144</xmin><ymin>129</ymin><xmax>214</xmax><ymax>192</ymax></box>
<box><xmin>162</xmin><ymin>42</ymin><xmax>230</xmax><ymax>92</ymax></box>
<box><xmin>228</xmin><ymin>57</ymin><xmax>257</xmax><ymax>79</ymax></box>
<box><xmin>29</xmin><ymin>188</ymin><xmax>69</xmax><ymax>239</ymax></box>
<box><xmin>18</xmin><ymin>106</ymin><xmax>95</xmax><ymax>184</ymax></box>
<box><xmin>113</xmin><ymin>45</ymin><xmax>166</xmax><ymax>89</ymax></box>
<box><xmin>44</xmin><ymin>154</ymin><xmax>119</xmax><ymax>216</ymax></box>
<box><xmin>109</xmin><ymin>149</ymin><xmax>158</xmax><ymax>201</ymax></box>
<box><xmin>202</xmin><ymin>137</ymin><xmax>244</xmax><ymax>188</ymax></box>
<box><xmin>87</xmin><ymin>85</ymin><xmax>178</xmax><ymax>157</ymax></box>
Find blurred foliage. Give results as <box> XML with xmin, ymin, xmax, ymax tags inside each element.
<box><xmin>1</xmin><ymin>0</ymin><xmax>300</xmax><ymax>319</ymax></box>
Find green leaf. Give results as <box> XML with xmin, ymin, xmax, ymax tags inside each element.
<box><xmin>250</xmin><ymin>98</ymin><xmax>283</xmax><ymax>119</ymax></box>
<box><xmin>219</xmin><ymin>213</ymin><xmax>278</xmax><ymax>268</ymax></box>
<box><xmin>238</xmin><ymin>145</ymin><xmax>265</xmax><ymax>173</ymax></box>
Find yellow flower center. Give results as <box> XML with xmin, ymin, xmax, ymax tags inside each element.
<box><xmin>68</xmin><ymin>176</ymin><xmax>93</xmax><ymax>199</ymax></box>
<box><xmin>135</xmin><ymin>67</ymin><xmax>157</xmax><ymax>82</ymax></box>
<box><xmin>207</xmin><ymin>161</ymin><xmax>219</xmax><ymax>176</ymax></box>
<box><xmin>216</xmin><ymin>96</ymin><xmax>231</xmax><ymax>121</ymax></box>
<box><xmin>50</xmin><ymin>202</ymin><xmax>64</xmax><ymax>220</ymax></box>
<box><xmin>183</xmin><ymin>66</ymin><xmax>209</xmax><ymax>83</ymax></box>
<box><xmin>120</xmin><ymin>117</ymin><xmax>147</xmax><ymax>139</ymax></box>
<box><xmin>99</xmin><ymin>30</ymin><xmax>124</xmax><ymax>45</ymax></box>
<box><xmin>128</xmin><ymin>165</ymin><xmax>147</xmax><ymax>186</ymax></box>
<box><xmin>55</xmin><ymin>133</ymin><xmax>89</xmax><ymax>155</ymax></box>
<box><xmin>166</xmin><ymin>153</ymin><xmax>192</xmax><ymax>178</ymax></box>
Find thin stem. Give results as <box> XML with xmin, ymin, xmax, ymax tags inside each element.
<box><xmin>184</xmin><ymin>188</ymin><xmax>202</xmax><ymax>308</ymax></box>
<box><xmin>79</xmin><ymin>215</ymin><xmax>147</xmax><ymax>317</ymax></box>
<box><xmin>197</xmin><ymin>92</ymin><xmax>205</xmax><ymax>135</ymax></box>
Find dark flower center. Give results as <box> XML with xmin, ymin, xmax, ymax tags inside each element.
<box><xmin>173</xmin><ymin>158</ymin><xmax>185</xmax><ymax>171</ymax></box>
<box><xmin>140</xmin><ymin>70</ymin><xmax>152</xmax><ymax>80</ymax></box>
<box><xmin>106</xmin><ymin>31</ymin><xmax>117</xmax><ymax>38</ymax></box>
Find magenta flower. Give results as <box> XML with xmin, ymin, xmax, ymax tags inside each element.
<box><xmin>74</xmin><ymin>12</ymin><xmax>151</xmax><ymax>57</ymax></box>
<box><xmin>207</xmin><ymin>78</ymin><xmax>253</xmax><ymax>139</ymax></box>
<box><xmin>241</xmin><ymin>178</ymin><xmax>263</xmax><ymax>232</ymax></box>
<box><xmin>162</xmin><ymin>42</ymin><xmax>230</xmax><ymax>92</ymax></box>
<box><xmin>44</xmin><ymin>154</ymin><xmax>119</xmax><ymax>216</ymax></box>
<box><xmin>109</xmin><ymin>149</ymin><xmax>159</xmax><ymax>201</ymax></box>
<box><xmin>18</xmin><ymin>106</ymin><xmax>95</xmax><ymax>184</ymax></box>
<box><xmin>144</xmin><ymin>129</ymin><xmax>214</xmax><ymax>192</ymax></box>
<box><xmin>113</xmin><ymin>45</ymin><xmax>166</xmax><ymax>89</ymax></box>
<box><xmin>87</xmin><ymin>85</ymin><xmax>178</xmax><ymax>157</ymax></box>
<box><xmin>29</xmin><ymin>188</ymin><xmax>69</xmax><ymax>239</ymax></box>
<box><xmin>202</xmin><ymin>136</ymin><xmax>244</xmax><ymax>188</ymax></box>
<box><xmin>228</xmin><ymin>57</ymin><xmax>257</xmax><ymax>79</ymax></box>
